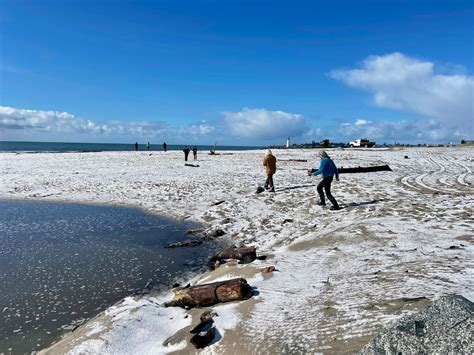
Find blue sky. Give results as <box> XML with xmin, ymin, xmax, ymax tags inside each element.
<box><xmin>0</xmin><ymin>0</ymin><xmax>473</xmax><ymax>145</ymax></box>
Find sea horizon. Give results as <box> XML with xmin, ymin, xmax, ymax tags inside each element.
<box><xmin>0</xmin><ymin>140</ymin><xmax>265</xmax><ymax>153</ymax></box>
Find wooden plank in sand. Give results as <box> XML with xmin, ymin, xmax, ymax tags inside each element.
<box><xmin>164</xmin><ymin>278</ymin><xmax>253</xmax><ymax>308</ymax></box>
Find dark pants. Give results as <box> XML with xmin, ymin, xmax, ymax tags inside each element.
<box><xmin>317</xmin><ymin>176</ymin><xmax>338</xmax><ymax>207</ymax></box>
<box><xmin>184</xmin><ymin>152</ymin><xmax>189</xmax><ymax>161</ymax></box>
<box><xmin>265</xmin><ymin>174</ymin><xmax>274</xmax><ymax>189</ymax></box>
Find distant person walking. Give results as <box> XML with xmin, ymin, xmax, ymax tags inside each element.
<box><xmin>192</xmin><ymin>146</ymin><xmax>198</xmax><ymax>161</ymax></box>
<box><xmin>146</xmin><ymin>142</ymin><xmax>151</xmax><ymax>151</ymax></box>
<box><xmin>134</xmin><ymin>142</ymin><xmax>138</xmax><ymax>151</ymax></box>
<box><xmin>163</xmin><ymin>142</ymin><xmax>167</xmax><ymax>152</ymax></box>
<box><xmin>263</xmin><ymin>149</ymin><xmax>277</xmax><ymax>192</ymax></box>
<box><xmin>183</xmin><ymin>146</ymin><xmax>190</xmax><ymax>161</ymax></box>
<box><xmin>308</xmin><ymin>150</ymin><xmax>340</xmax><ymax>210</ymax></box>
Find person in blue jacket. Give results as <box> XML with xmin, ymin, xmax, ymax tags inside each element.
<box><xmin>308</xmin><ymin>150</ymin><xmax>341</xmax><ymax>210</ymax></box>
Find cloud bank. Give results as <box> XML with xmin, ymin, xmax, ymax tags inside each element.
<box><xmin>222</xmin><ymin>108</ymin><xmax>306</xmax><ymax>140</ymax></box>
<box><xmin>0</xmin><ymin>106</ymin><xmax>306</xmax><ymax>144</ymax></box>
<box><xmin>337</xmin><ymin>117</ymin><xmax>459</xmax><ymax>143</ymax></box>
<box><xmin>0</xmin><ymin>106</ymin><xmax>217</xmax><ymax>143</ymax></box>
<box><xmin>330</xmin><ymin>52</ymin><xmax>474</xmax><ymax>132</ymax></box>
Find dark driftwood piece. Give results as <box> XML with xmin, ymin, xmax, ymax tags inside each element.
<box><xmin>338</xmin><ymin>164</ymin><xmax>392</xmax><ymax>173</ymax></box>
<box><xmin>165</xmin><ymin>239</ymin><xmax>202</xmax><ymax>248</ymax></box>
<box><xmin>190</xmin><ymin>319</ymin><xmax>215</xmax><ymax>348</ymax></box>
<box><xmin>189</xmin><ymin>310</ymin><xmax>218</xmax><ymax>349</ymax></box>
<box><xmin>164</xmin><ymin>278</ymin><xmax>252</xmax><ymax>308</ymax></box>
<box><xmin>185</xmin><ymin>163</ymin><xmax>200</xmax><ymax>167</ymax></box>
<box><xmin>210</xmin><ymin>246</ymin><xmax>257</xmax><ymax>268</ymax></box>
<box><xmin>310</xmin><ymin>164</ymin><xmax>392</xmax><ymax>174</ymax></box>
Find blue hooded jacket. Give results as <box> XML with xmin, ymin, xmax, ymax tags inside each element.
<box><xmin>312</xmin><ymin>157</ymin><xmax>339</xmax><ymax>179</ymax></box>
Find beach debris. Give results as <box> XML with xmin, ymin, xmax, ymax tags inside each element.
<box><xmin>282</xmin><ymin>218</ymin><xmax>293</xmax><ymax>224</ymax></box>
<box><xmin>401</xmin><ymin>296</ymin><xmax>427</xmax><ymax>302</ymax></box>
<box><xmin>202</xmin><ymin>228</ymin><xmax>226</xmax><ymax>240</ymax></box>
<box><xmin>359</xmin><ymin>295</ymin><xmax>473</xmax><ymax>354</ymax></box>
<box><xmin>212</xmin><ymin>200</ymin><xmax>225</xmax><ymax>206</ymax></box>
<box><xmin>189</xmin><ymin>310</ymin><xmax>219</xmax><ymax>349</ymax></box>
<box><xmin>165</xmin><ymin>239</ymin><xmax>203</xmax><ymax>248</ymax></box>
<box><xmin>338</xmin><ymin>164</ymin><xmax>392</xmax><ymax>173</ymax></box>
<box><xmin>405</xmin><ymin>155</ymin><xmax>409</xmax><ymax>159</ymax></box>
<box><xmin>209</xmin><ymin>246</ymin><xmax>257</xmax><ymax>269</ymax></box>
<box><xmin>261</xmin><ymin>266</ymin><xmax>276</xmax><ymax>273</ymax></box>
<box><xmin>311</xmin><ymin>164</ymin><xmax>393</xmax><ymax>174</ymax></box>
<box><xmin>185</xmin><ymin>163</ymin><xmax>200</xmax><ymax>167</ymax></box>
<box><xmin>190</xmin><ymin>318</ymin><xmax>216</xmax><ymax>349</ymax></box>
<box><xmin>200</xmin><ymin>309</ymin><xmax>218</xmax><ymax>322</ymax></box>
<box><xmin>144</xmin><ymin>279</ymin><xmax>153</xmax><ymax>290</ymax></box>
<box><xmin>164</xmin><ymin>278</ymin><xmax>253</xmax><ymax>308</ymax></box>
<box><xmin>256</xmin><ymin>186</ymin><xmax>265</xmax><ymax>194</ymax></box>
<box><xmin>280</xmin><ymin>159</ymin><xmax>308</xmax><ymax>162</ymax></box>
<box><xmin>185</xmin><ymin>228</ymin><xmax>205</xmax><ymax>236</ymax></box>
<box><xmin>184</xmin><ymin>227</ymin><xmax>225</xmax><ymax>240</ymax></box>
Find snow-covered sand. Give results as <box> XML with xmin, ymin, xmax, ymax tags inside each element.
<box><xmin>1</xmin><ymin>147</ymin><xmax>473</xmax><ymax>353</ymax></box>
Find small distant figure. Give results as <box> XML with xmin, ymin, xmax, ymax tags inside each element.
<box><xmin>308</xmin><ymin>150</ymin><xmax>340</xmax><ymax>210</ymax></box>
<box><xmin>192</xmin><ymin>146</ymin><xmax>198</xmax><ymax>161</ymax></box>
<box><xmin>183</xmin><ymin>146</ymin><xmax>190</xmax><ymax>161</ymax></box>
<box><xmin>286</xmin><ymin>137</ymin><xmax>291</xmax><ymax>148</ymax></box>
<box><xmin>263</xmin><ymin>149</ymin><xmax>277</xmax><ymax>192</ymax></box>
<box><xmin>146</xmin><ymin>142</ymin><xmax>151</xmax><ymax>151</ymax></box>
<box><xmin>134</xmin><ymin>142</ymin><xmax>138</xmax><ymax>151</ymax></box>
<box><xmin>163</xmin><ymin>142</ymin><xmax>167</xmax><ymax>152</ymax></box>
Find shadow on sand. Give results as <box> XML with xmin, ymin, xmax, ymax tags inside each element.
<box><xmin>342</xmin><ymin>199</ymin><xmax>383</xmax><ymax>208</ymax></box>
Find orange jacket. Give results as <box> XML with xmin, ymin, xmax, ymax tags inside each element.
<box><xmin>263</xmin><ymin>155</ymin><xmax>277</xmax><ymax>175</ymax></box>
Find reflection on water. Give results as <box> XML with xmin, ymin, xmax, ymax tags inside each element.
<box><xmin>0</xmin><ymin>200</ymin><xmax>216</xmax><ymax>353</ymax></box>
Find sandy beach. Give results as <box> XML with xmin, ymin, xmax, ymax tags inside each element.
<box><xmin>1</xmin><ymin>146</ymin><xmax>473</xmax><ymax>353</ymax></box>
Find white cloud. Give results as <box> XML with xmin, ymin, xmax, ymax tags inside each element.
<box><xmin>355</xmin><ymin>119</ymin><xmax>371</xmax><ymax>126</ymax></box>
<box><xmin>178</xmin><ymin>121</ymin><xmax>215</xmax><ymax>136</ymax></box>
<box><xmin>0</xmin><ymin>106</ymin><xmax>168</xmax><ymax>141</ymax></box>
<box><xmin>330</xmin><ymin>53</ymin><xmax>474</xmax><ymax>131</ymax></box>
<box><xmin>337</xmin><ymin>118</ymin><xmax>461</xmax><ymax>143</ymax></box>
<box><xmin>222</xmin><ymin>108</ymin><xmax>306</xmax><ymax>140</ymax></box>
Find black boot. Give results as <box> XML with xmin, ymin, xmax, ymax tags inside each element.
<box><xmin>329</xmin><ymin>198</ymin><xmax>340</xmax><ymax>210</ymax></box>
<box><xmin>317</xmin><ymin>195</ymin><xmax>326</xmax><ymax>206</ymax></box>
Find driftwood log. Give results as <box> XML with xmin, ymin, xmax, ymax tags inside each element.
<box><xmin>165</xmin><ymin>239</ymin><xmax>202</xmax><ymax>248</ymax></box>
<box><xmin>310</xmin><ymin>164</ymin><xmax>392</xmax><ymax>174</ymax></box>
<box><xmin>210</xmin><ymin>246</ymin><xmax>257</xmax><ymax>268</ymax></box>
<box><xmin>165</xmin><ymin>278</ymin><xmax>252</xmax><ymax>308</ymax></box>
<box><xmin>189</xmin><ymin>310</ymin><xmax>218</xmax><ymax>349</ymax></box>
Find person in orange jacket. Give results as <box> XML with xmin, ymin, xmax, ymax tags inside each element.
<box><xmin>263</xmin><ymin>149</ymin><xmax>277</xmax><ymax>192</ymax></box>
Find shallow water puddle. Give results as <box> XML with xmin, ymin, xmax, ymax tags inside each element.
<box><xmin>0</xmin><ymin>200</ymin><xmax>217</xmax><ymax>353</ymax></box>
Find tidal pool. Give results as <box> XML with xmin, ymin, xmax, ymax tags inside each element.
<box><xmin>0</xmin><ymin>200</ymin><xmax>218</xmax><ymax>353</ymax></box>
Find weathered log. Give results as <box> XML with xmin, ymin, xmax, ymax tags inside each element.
<box><xmin>165</xmin><ymin>239</ymin><xmax>202</xmax><ymax>248</ymax></box>
<box><xmin>210</xmin><ymin>246</ymin><xmax>257</xmax><ymax>268</ymax></box>
<box><xmin>185</xmin><ymin>163</ymin><xmax>200</xmax><ymax>167</ymax></box>
<box><xmin>337</xmin><ymin>164</ymin><xmax>392</xmax><ymax>173</ymax></box>
<box><xmin>310</xmin><ymin>164</ymin><xmax>392</xmax><ymax>174</ymax></box>
<box><xmin>164</xmin><ymin>278</ymin><xmax>253</xmax><ymax>308</ymax></box>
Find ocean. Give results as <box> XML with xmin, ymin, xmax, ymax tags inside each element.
<box><xmin>0</xmin><ymin>141</ymin><xmax>263</xmax><ymax>153</ymax></box>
